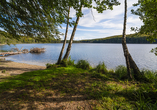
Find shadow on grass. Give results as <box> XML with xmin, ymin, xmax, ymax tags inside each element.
<box><xmin>0</xmin><ymin>66</ymin><xmax>44</xmax><ymax>72</ymax></box>
<box><xmin>0</xmin><ymin>66</ymin><xmax>156</xmax><ymax>109</ymax></box>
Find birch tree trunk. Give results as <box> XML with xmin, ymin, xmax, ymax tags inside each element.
<box><xmin>122</xmin><ymin>0</ymin><xmax>132</xmax><ymax>79</ymax></box>
<box><xmin>57</xmin><ymin>6</ymin><xmax>70</xmax><ymax>64</ymax></box>
<box><xmin>122</xmin><ymin>0</ymin><xmax>147</xmax><ymax>81</ymax></box>
<box><xmin>63</xmin><ymin>5</ymin><xmax>82</xmax><ymax>60</ymax></box>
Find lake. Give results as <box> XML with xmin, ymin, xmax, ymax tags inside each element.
<box><xmin>0</xmin><ymin>43</ymin><xmax>157</xmax><ymax>70</ymax></box>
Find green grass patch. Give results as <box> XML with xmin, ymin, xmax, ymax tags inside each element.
<box><xmin>0</xmin><ymin>65</ymin><xmax>157</xmax><ymax>109</ymax></box>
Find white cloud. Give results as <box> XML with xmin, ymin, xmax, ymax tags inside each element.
<box><xmin>69</xmin><ymin>7</ymin><xmax>76</xmax><ymax>18</ymax></box>
<box><xmin>59</xmin><ymin>0</ymin><xmax>142</xmax><ymax>40</ymax></box>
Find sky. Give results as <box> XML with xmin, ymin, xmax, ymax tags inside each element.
<box><xmin>59</xmin><ymin>0</ymin><xmax>143</xmax><ymax>41</ymax></box>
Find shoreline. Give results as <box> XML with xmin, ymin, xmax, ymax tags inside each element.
<box><xmin>0</xmin><ymin>44</ymin><xmax>6</xmax><ymax>46</ymax></box>
<box><xmin>0</xmin><ymin>58</ymin><xmax>46</xmax><ymax>77</ymax></box>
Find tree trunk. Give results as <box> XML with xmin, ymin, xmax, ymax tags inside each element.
<box><xmin>63</xmin><ymin>5</ymin><xmax>82</xmax><ymax>60</ymax></box>
<box><xmin>122</xmin><ymin>0</ymin><xmax>132</xmax><ymax>79</ymax></box>
<box><xmin>57</xmin><ymin>6</ymin><xmax>70</xmax><ymax>64</ymax></box>
<box><xmin>122</xmin><ymin>0</ymin><xmax>147</xmax><ymax>81</ymax></box>
<box><xmin>128</xmin><ymin>54</ymin><xmax>144</xmax><ymax>81</ymax></box>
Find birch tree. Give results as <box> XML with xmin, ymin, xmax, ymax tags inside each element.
<box><xmin>122</xmin><ymin>0</ymin><xmax>148</xmax><ymax>81</ymax></box>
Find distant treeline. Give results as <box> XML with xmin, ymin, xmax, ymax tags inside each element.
<box><xmin>0</xmin><ymin>34</ymin><xmax>61</xmax><ymax>44</ymax></box>
<box><xmin>74</xmin><ymin>35</ymin><xmax>157</xmax><ymax>44</ymax></box>
<box><xmin>1</xmin><ymin>33</ymin><xmax>157</xmax><ymax>44</ymax></box>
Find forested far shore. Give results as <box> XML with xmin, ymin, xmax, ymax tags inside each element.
<box><xmin>1</xmin><ymin>34</ymin><xmax>157</xmax><ymax>44</ymax></box>
<box><xmin>0</xmin><ymin>34</ymin><xmax>61</xmax><ymax>44</ymax></box>
<box><xmin>74</xmin><ymin>34</ymin><xmax>157</xmax><ymax>44</ymax></box>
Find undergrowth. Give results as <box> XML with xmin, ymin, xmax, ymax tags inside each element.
<box><xmin>95</xmin><ymin>62</ymin><xmax>107</xmax><ymax>74</ymax></box>
<box><xmin>0</xmin><ymin>60</ymin><xmax>157</xmax><ymax>110</ymax></box>
<box><xmin>60</xmin><ymin>56</ymin><xmax>75</xmax><ymax>67</ymax></box>
<box><xmin>76</xmin><ymin>60</ymin><xmax>90</xmax><ymax>70</ymax></box>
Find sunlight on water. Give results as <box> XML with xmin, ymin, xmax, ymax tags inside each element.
<box><xmin>0</xmin><ymin>43</ymin><xmax>157</xmax><ymax>70</ymax></box>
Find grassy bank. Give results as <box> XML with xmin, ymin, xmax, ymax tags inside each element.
<box><xmin>0</xmin><ymin>61</ymin><xmax>157</xmax><ymax>109</ymax></box>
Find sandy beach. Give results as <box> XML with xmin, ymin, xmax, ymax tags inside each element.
<box><xmin>0</xmin><ymin>57</ymin><xmax>46</xmax><ymax>77</ymax></box>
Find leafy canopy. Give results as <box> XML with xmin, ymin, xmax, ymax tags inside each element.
<box><xmin>0</xmin><ymin>0</ymin><xmax>120</xmax><ymax>42</ymax></box>
<box><xmin>0</xmin><ymin>0</ymin><xmax>67</xmax><ymax>41</ymax></box>
<box><xmin>131</xmin><ymin>0</ymin><xmax>157</xmax><ymax>43</ymax></box>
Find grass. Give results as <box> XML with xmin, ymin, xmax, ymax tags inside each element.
<box><xmin>0</xmin><ymin>63</ymin><xmax>157</xmax><ymax>109</ymax></box>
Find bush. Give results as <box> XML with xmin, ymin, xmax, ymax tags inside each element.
<box><xmin>91</xmin><ymin>71</ymin><xmax>103</xmax><ymax>79</ymax></box>
<box><xmin>115</xmin><ymin>65</ymin><xmax>128</xmax><ymax>80</ymax></box>
<box><xmin>60</xmin><ymin>56</ymin><xmax>75</xmax><ymax>67</ymax></box>
<box><xmin>46</xmin><ymin>63</ymin><xmax>57</xmax><ymax>68</ymax></box>
<box><xmin>95</xmin><ymin>62</ymin><xmax>107</xmax><ymax>74</ymax></box>
<box><xmin>76</xmin><ymin>60</ymin><xmax>90</xmax><ymax>70</ymax></box>
<box><xmin>141</xmin><ymin>69</ymin><xmax>157</xmax><ymax>83</ymax></box>
<box><xmin>67</xmin><ymin>56</ymin><xmax>75</xmax><ymax>66</ymax></box>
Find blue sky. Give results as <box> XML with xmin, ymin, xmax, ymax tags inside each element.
<box><xmin>59</xmin><ymin>0</ymin><xmax>142</xmax><ymax>40</ymax></box>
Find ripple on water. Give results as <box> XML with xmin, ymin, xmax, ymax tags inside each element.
<box><xmin>0</xmin><ymin>43</ymin><xmax>157</xmax><ymax>70</ymax></box>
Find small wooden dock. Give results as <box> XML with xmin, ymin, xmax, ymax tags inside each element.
<box><xmin>0</xmin><ymin>52</ymin><xmax>22</xmax><ymax>57</ymax></box>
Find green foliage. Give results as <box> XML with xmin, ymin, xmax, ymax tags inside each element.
<box><xmin>141</xmin><ymin>69</ymin><xmax>157</xmax><ymax>83</ymax></box>
<box><xmin>46</xmin><ymin>63</ymin><xmax>58</xmax><ymax>69</ymax></box>
<box><xmin>95</xmin><ymin>62</ymin><xmax>107</xmax><ymax>74</ymax></box>
<box><xmin>133</xmin><ymin>89</ymin><xmax>157</xmax><ymax>110</ymax></box>
<box><xmin>67</xmin><ymin>56</ymin><xmax>75</xmax><ymax>66</ymax></box>
<box><xmin>0</xmin><ymin>65</ymin><xmax>157</xmax><ymax>109</ymax></box>
<box><xmin>115</xmin><ymin>65</ymin><xmax>128</xmax><ymax>80</ymax></box>
<box><xmin>93</xmin><ymin>0</ymin><xmax>120</xmax><ymax>13</ymax></box>
<box><xmin>132</xmin><ymin>0</ymin><xmax>157</xmax><ymax>56</ymax></box>
<box><xmin>61</xmin><ymin>56</ymin><xmax>75</xmax><ymax>67</ymax></box>
<box><xmin>132</xmin><ymin>0</ymin><xmax>157</xmax><ymax>43</ymax></box>
<box><xmin>90</xmin><ymin>71</ymin><xmax>108</xmax><ymax>80</ymax></box>
<box><xmin>0</xmin><ymin>33</ymin><xmax>62</xmax><ymax>44</ymax></box>
<box><xmin>150</xmin><ymin>47</ymin><xmax>157</xmax><ymax>56</ymax></box>
<box><xmin>0</xmin><ymin>0</ymin><xmax>61</xmax><ymax>41</ymax></box>
<box><xmin>0</xmin><ymin>0</ymin><xmax>120</xmax><ymax>42</ymax></box>
<box><xmin>76</xmin><ymin>60</ymin><xmax>90</xmax><ymax>70</ymax></box>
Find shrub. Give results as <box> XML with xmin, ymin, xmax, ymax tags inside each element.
<box><xmin>67</xmin><ymin>56</ymin><xmax>75</xmax><ymax>66</ymax></box>
<box><xmin>46</xmin><ymin>63</ymin><xmax>56</xmax><ymax>68</ymax></box>
<box><xmin>60</xmin><ymin>59</ymin><xmax>68</xmax><ymax>67</ymax></box>
<box><xmin>95</xmin><ymin>62</ymin><xmax>107</xmax><ymax>74</ymax></box>
<box><xmin>76</xmin><ymin>60</ymin><xmax>90</xmax><ymax>70</ymax></box>
<box><xmin>91</xmin><ymin>71</ymin><xmax>103</xmax><ymax>79</ymax></box>
<box><xmin>115</xmin><ymin>65</ymin><xmax>127</xmax><ymax>80</ymax></box>
<box><xmin>141</xmin><ymin>69</ymin><xmax>157</xmax><ymax>83</ymax></box>
<box><xmin>60</xmin><ymin>56</ymin><xmax>75</xmax><ymax>67</ymax></box>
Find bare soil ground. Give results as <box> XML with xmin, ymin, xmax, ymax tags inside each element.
<box><xmin>0</xmin><ymin>58</ymin><xmax>46</xmax><ymax>78</ymax></box>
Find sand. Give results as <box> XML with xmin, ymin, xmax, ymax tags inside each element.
<box><xmin>0</xmin><ymin>57</ymin><xmax>46</xmax><ymax>77</ymax></box>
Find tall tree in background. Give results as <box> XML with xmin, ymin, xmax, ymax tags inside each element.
<box><xmin>131</xmin><ymin>0</ymin><xmax>157</xmax><ymax>55</ymax></box>
<box><xmin>122</xmin><ymin>0</ymin><xmax>147</xmax><ymax>81</ymax></box>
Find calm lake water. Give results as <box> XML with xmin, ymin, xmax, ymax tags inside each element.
<box><xmin>0</xmin><ymin>43</ymin><xmax>157</xmax><ymax>70</ymax></box>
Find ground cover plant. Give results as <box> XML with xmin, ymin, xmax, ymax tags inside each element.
<box><xmin>0</xmin><ymin>62</ymin><xmax>157</xmax><ymax>110</ymax></box>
